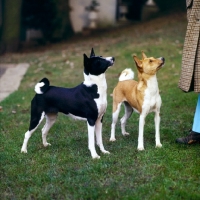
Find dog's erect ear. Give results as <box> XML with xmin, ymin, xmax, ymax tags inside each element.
<box><xmin>90</xmin><ymin>48</ymin><xmax>95</xmax><ymax>58</ymax></box>
<box><xmin>84</xmin><ymin>54</ymin><xmax>89</xmax><ymax>67</ymax></box>
<box><xmin>142</xmin><ymin>51</ymin><xmax>147</xmax><ymax>60</ymax></box>
<box><xmin>133</xmin><ymin>55</ymin><xmax>142</xmax><ymax>68</ymax></box>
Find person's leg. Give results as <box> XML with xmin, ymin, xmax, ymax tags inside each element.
<box><xmin>192</xmin><ymin>94</ymin><xmax>200</xmax><ymax>133</ymax></box>
<box><xmin>176</xmin><ymin>94</ymin><xmax>200</xmax><ymax>144</ymax></box>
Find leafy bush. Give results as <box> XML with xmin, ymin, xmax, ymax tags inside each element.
<box><xmin>154</xmin><ymin>0</ymin><xmax>185</xmax><ymax>11</ymax></box>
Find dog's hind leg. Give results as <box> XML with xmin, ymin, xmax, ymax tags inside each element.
<box><xmin>120</xmin><ymin>101</ymin><xmax>133</xmax><ymax>136</ymax></box>
<box><xmin>87</xmin><ymin>121</ymin><xmax>100</xmax><ymax>159</ymax></box>
<box><xmin>110</xmin><ymin>102</ymin><xmax>122</xmax><ymax>141</ymax></box>
<box><xmin>42</xmin><ymin>113</ymin><xmax>57</xmax><ymax>147</ymax></box>
<box><xmin>21</xmin><ymin>111</ymin><xmax>45</xmax><ymax>153</ymax></box>
<box><xmin>95</xmin><ymin>116</ymin><xmax>110</xmax><ymax>154</ymax></box>
<box><xmin>155</xmin><ymin>110</ymin><xmax>162</xmax><ymax>148</ymax></box>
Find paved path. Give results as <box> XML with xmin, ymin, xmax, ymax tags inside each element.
<box><xmin>0</xmin><ymin>63</ymin><xmax>29</xmax><ymax>102</ymax></box>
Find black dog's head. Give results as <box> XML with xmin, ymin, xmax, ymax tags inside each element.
<box><xmin>83</xmin><ymin>48</ymin><xmax>114</xmax><ymax>76</ymax></box>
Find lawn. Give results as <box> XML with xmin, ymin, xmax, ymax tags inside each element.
<box><xmin>1</xmin><ymin>11</ymin><xmax>200</xmax><ymax>199</ymax></box>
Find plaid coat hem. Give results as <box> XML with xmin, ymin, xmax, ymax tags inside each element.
<box><xmin>178</xmin><ymin>0</ymin><xmax>200</xmax><ymax>93</ymax></box>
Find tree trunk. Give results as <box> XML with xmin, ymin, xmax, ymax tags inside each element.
<box><xmin>52</xmin><ymin>0</ymin><xmax>73</xmax><ymax>41</ymax></box>
<box><xmin>0</xmin><ymin>0</ymin><xmax>22</xmax><ymax>53</ymax></box>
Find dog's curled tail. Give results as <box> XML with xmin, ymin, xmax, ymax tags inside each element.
<box><xmin>34</xmin><ymin>78</ymin><xmax>50</xmax><ymax>94</ymax></box>
<box><xmin>119</xmin><ymin>68</ymin><xmax>134</xmax><ymax>81</ymax></box>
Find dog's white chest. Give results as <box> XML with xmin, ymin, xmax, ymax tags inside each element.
<box><xmin>84</xmin><ymin>73</ymin><xmax>108</xmax><ymax>117</ymax></box>
<box><xmin>143</xmin><ymin>76</ymin><xmax>161</xmax><ymax>112</ymax></box>
<box><xmin>94</xmin><ymin>86</ymin><xmax>107</xmax><ymax>116</ymax></box>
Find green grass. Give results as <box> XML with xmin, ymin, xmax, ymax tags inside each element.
<box><xmin>1</xmin><ymin>11</ymin><xmax>200</xmax><ymax>199</ymax></box>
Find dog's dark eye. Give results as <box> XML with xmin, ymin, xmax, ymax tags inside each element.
<box><xmin>149</xmin><ymin>60</ymin><xmax>153</xmax><ymax>63</ymax></box>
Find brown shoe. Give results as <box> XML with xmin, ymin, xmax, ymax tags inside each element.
<box><xmin>176</xmin><ymin>130</ymin><xmax>200</xmax><ymax>144</ymax></box>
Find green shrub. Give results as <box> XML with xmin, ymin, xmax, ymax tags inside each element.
<box><xmin>154</xmin><ymin>0</ymin><xmax>185</xmax><ymax>11</ymax></box>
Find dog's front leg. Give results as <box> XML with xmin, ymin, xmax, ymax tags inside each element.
<box><xmin>95</xmin><ymin>117</ymin><xmax>110</xmax><ymax>154</ymax></box>
<box><xmin>137</xmin><ymin>114</ymin><xmax>145</xmax><ymax>151</ymax></box>
<box><xmin>87</xmin><ymin>122</ymin><xmax>100</xmax><ymax>159</ymax></box>
<box><xmin>155</xmin><ymin>111</ymin><xmax>162</xmax><ymax>148</ymax></box>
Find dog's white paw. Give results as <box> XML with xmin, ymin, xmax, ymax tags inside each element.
<box><xmin>92</xmin><ymin>154</ymin><xmax>100</xmax><ymax>159</ymax></box>
<box><xmin>21</xmin><ymin>149</ymin><xmax>27</xmax><ymax>153</ymax></box>
<box><xmin>122</xmin><ymin>132</ymin><xmax>130</xmax><ymax>136</ymax></box>
<box><xmin>156</xmin><ymin>143</ymin><xmax>162</xmax><ymax>148</ymax></box>
<box><xmin>102</xmin><ymin>150</ymin><xmax>110</xmax><ymax>154</ymax></box>
<box><xmin>109</xmin><ymin>137</ymin><xmax>116</xmax><ymax>142</ymax></box>
<box><xmin>43</xmin><ymin>143</ymin><xmax>51</xmax><ymax>147</ymax></box>
<box><xmin>137</xmin><ymin>147</ymin><xmax>145</xmax><ymax>151</ymax></box>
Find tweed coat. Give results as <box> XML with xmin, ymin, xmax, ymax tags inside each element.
<box><xmin>178</xmin><ymin>0</ymin><xmax>200</xmax><ymax>93</ymax></box>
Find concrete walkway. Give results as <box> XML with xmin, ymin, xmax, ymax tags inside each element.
<box><xmin>0</xmin><ymin>63</ymin><xmax>29</xmax><ymax>102</ymax></box>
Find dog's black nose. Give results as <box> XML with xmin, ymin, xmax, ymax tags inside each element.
<box><xmin>112</xmin><ymin>57</ymin><xmax>115</xmax><ymax>62</ymax></box>
<box><xmin>161</xmin><ymin>57</ymin><xmax>165</xmax><ymax>62</ymax></box>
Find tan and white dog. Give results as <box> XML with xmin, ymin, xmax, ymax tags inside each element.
<box><xmin>110</xmin><ymin>52</ymin><xmax>165</xmax><ymax>150</ymax></box>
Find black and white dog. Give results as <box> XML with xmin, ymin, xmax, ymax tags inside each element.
<box><xmin>21</xmin><ymin>48</ymin><xmax>114</xmax><ymax>159</ymax></box>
